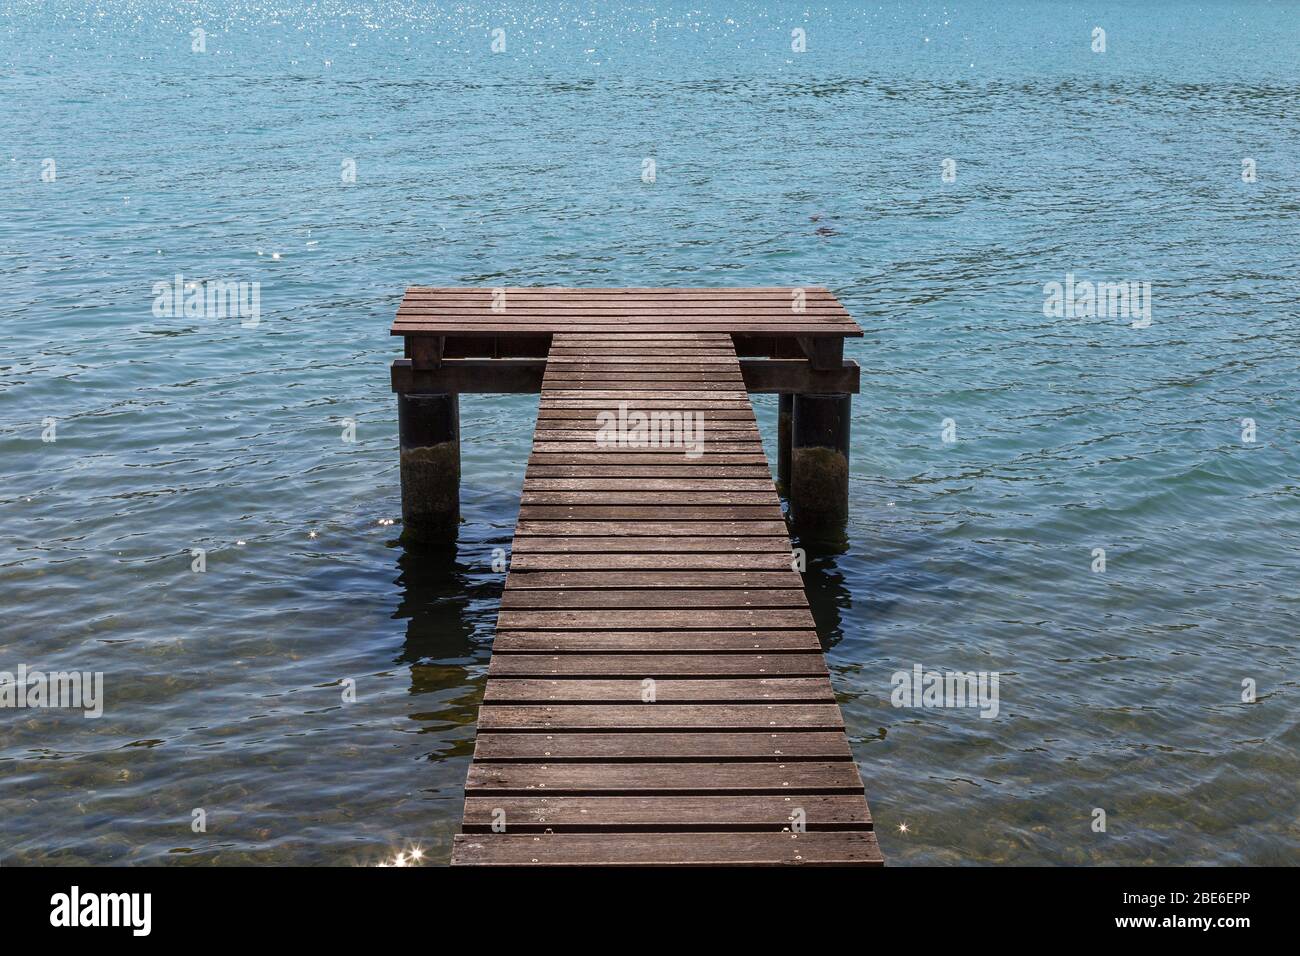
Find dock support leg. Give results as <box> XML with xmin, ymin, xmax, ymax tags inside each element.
<box><xmin>398</xmin><ymin>392</ymin><xmax>460</xmax><ymax>543</ymax></box>
<box><xmin>777</xmin><ymin>393</ymin><xmax>793</xmax><ymax>496</ymax></box>
<box><xmin>790</xmin><ymin>393</ymin><xmax>851</xmax><ymax>536</ymax></box>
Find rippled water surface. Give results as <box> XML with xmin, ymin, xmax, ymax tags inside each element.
<box><xmin>2</xmin><ymin>1</ymin><xmax>1298</xmax><ymax>865</ymax></box>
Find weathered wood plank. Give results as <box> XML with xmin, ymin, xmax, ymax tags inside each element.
<box><xmin>519</xmin><ymin>491</ymin><xmax>778</xmax><ymax>506</ymax></box>
<box><xmin>535</xmin><ymin>409</ymin><xmax>755</xmax><ymax>421</ymax></box>
<box><xmin>504</xmin><ymin>570</ymin><xmax>805</xmax><ymax>589</ymax></box>
<box><xmin>451</xmin><ymin>830</ymin><xmax>883</xmax><ymax>866</ymax></box>
<box><xmin>395</xmin><ymin>323</ymin><xmax>860</xmax><ymax>335</ymax></box>
<box><xmin>495</xmin><ymin>608</ymin><xmax>817</xmax><ymax>630</ymax></box>
<box><xmin>508</xmin><ymin>536</ymin><xmax>793</xmax><ymax>554</ymax></box>
<box><xmin>524</xmin><ymin>455</ymin><xmax>769</xmax><ymax>465</ymax></box>
<box><xmin>491</xmin><ymin>629</ymin><xmax>823</xmax><ymax>652</ymax></box>
<box><xmin>472</xmin><ymin>731</ymin><xmax>854</xmax><ymax>762</ymax></box>
<box><xmin>508</xmin><ymin>551</ymin><xmax>797</xmax><ymax>569</ymax></box>
<box><xmin>404</xmin><ymin>285</ymin><xmax>834</xmax><ymax>293</ymax></box>
<box><xmin>461</xmin><ymin>793</ymin><xmax>871</xmax><ymax>831</ymax></box>
<box><xmin>517</xmin><ymin>507</ymin><xmax>783</xmax><ymax>521</ymax></box>
<box><xmin>481</xmin><ymin>677</ymin><xmax>835</xmax><ymax>703</ymax></box>
<box><xmin>530</xmin><ymin>433</ymin><xmax>760</xmax><ymax>445</ymax></box>
<box><xmin>466</xmin><ymin>761</ymin><xmax>862</xmax><ymax>794</ymax></box>
<box><xmin>542</xmin><ymin>376</ymin><xmax>749</xmax><ymax>384</ymax></box>
<box><xmin>531</xmin><ymin>420</ymin><xmax>757</xmax><ymax>433</ymax></box>
<box><xmin>527</xmin><ymin>466</ymin><xmax>768</xmax><ymax>477</ymax></box>
<box><xmin>498</xmin><ymin>588</ymin><xmax>808</xmax><ymax>610</ymax></box>
<box><xmin>475</xmin><ymin>703</ymin><xmax>844</xmax><ymax>731</ymax></box>
<box><xmin>487</xmin><ymin>653</ymin><xmax>826</xmax><ymax>677</ymax></box>
<box><xmin>512</xmin><ymin>521</ymin><xmax>791</xmax><ymax>537</ymax></box>
<box><xmin>399</xmin><ymin>306</ymin><xmax>850</xmax><ymax>316</ymax></box>
<box><xmin>521</xmin><ymin>478</ymin><xmax>775</xmax><ymax>491</ymax></box>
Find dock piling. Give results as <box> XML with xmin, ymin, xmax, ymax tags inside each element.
<box><xmin>777</xmin><ymin>392</ymin><xmax>793</xmax><ymax>496</ymax></box>
<box><xmin>397</xmin><ymin>391</ymin><xmax>460</xmax><ymax>542</ymax></box>
<box><xmin>789</xmin><ymin>392</ymin><xmax>852</xmax><ymax>535</ymax></box>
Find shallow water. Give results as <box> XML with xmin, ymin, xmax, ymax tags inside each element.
<box><xmin>1</xmin><ymin>1</ymin><xmax>1298</xmax><ymax>865</ymax></box>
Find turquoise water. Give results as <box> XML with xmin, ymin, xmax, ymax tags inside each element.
<box><xmin>2</xmin><ymin>1</ymin><xmax>1298</xmax><ymax>865</ymax></box>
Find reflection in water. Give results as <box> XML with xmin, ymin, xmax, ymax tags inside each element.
<box><xmin>391</xmin><ymin>517</ymin><xmax>514</xmax><ymax>767</ymax></box>
<box><xmin>392</xmin><ymin>543</ymin><xmax>481</xmax><ymax>666</ymax></box>
<box><xmin>792</xmin><ymin>531</ymin><xmax>850</xmax><ymax>654</ymax></box>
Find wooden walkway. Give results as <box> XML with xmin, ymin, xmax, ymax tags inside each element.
<box><xmin>448</xmin><ymin>326</ymin><xmax>881</xmax><ymax>866</ymax></box>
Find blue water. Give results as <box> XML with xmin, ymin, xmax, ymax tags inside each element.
<box><xmin>2</xmin><ymin>1</ymin><xmax>1298</xmax><ymax>865</ymax></box>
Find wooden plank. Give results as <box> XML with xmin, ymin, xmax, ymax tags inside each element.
<box><xmin>538</xmin><ymin>391</ymin><xmax>748</xmax><ymax>401</ymax></box>
<box><xmin>466</xmin><ymin>762</ymin><xmax>863</xmax><ymax>794</ymax></box>
<box><xmin>525</xmin><ymin>462</ymin><xmax>767</xmax><ymax>474</ymax></box>
<box><xmin>533</xmin><ymin>405</ymin><xmax>754</xmax><ymax>416</ymax></box>
<box><xmin>538</xmin><ymin>387</ymin><xmax>759</xmax><ymax>395</ymax></box>
<box><xmin>396</xmin><ymin>310</ymin><xmax>852</xmax><ymax>320</ymax></box>
<box><xmin>531</xmin><ymin>433</ymin><xmax>758</xmax><ymax>444</ymax></box>
<box><xmin>508</xmin><ymin>536</ymin><xmax>793</xmax><ymax>555</ymax></box>
<box><xmin>508</xmin><ymin>552</ymin><xmax>797</xmax><ymax>570</ymax></box>
<box><xmin>521</xmin><ymin>478</ymin><xmax>775</xmax><ymax>491</ymax></box>
<box><xmin>498</xmin><ymin>589</ymin><xmax>808</xmax><ymax>610</ymax></box>
<box><xmin>504</xmin><ymin>570</ymin><xmax>804</xmax><ymax>589</ymax></box>
<box><xmin>396</xmin><ymin>311</ymin><xmax>856</xmax><ymax>322</ymax></box>
<box><xmin>543</xmin><ymin>376</ymin><xmax>746</xmax><ymax>385</ymax></box>
<box><xmin>397</xmin><ymin>316</ymin><xmax>854</xmax><ymax>326</ymax></box>
<box><xmin>539</xmin><ymin>382</ymin><xmax>747</xmax><ymax>392</ymax></box>
<box><xmin>494</xmin><ymin>608</ymin><xmax>817</xmax><ymax>630</ymax></box>
<box><xmin>404</xmin><ymin>285</ymin><xmax>834</xmax><ymax>292</ymax></box>
<box><xmin>522</xmin><ymin>457</ymin><xmax>764</xmax><ymax>468</ymax></box>
<box><xmin>549</xmin><ymin>348</ymin><xmax>738</xmax><ymax>355</ymax></box>
<box><xmin>546</xmin><ymin>354</ymin><xmax>743</xmax><ymax>363</ymax></box>
<box><xmin>472</xmin><ymin>731</ymin><xmax>854</xmax><ymax>762</ymax></box>
<box><xmin>398</xmin><ymin>302</ymin><xmax>848</xmax><ymax>311</ymax></box>
<box><xmin>518</xmin><ymin>504</ymin><xmax>785</xmax><ymax>520</ymax></box>
<box><xmin>402</xmin><ymin>292</ymin><xmax>841</xmax><ymax>299</ymax></box>
<box><xmin>518</xmin><ymin>492</ymin><xmax>778</xmax><ymax>506</ymax></box>
<box><xmin>394</xmin><ymin>324</ymin><xmax>861</xmax><ymax>336</ymax></box>
<box><xmin>512</xmin><ymin>521</ymin><xmax>791</xmax><ymax>537</ymax></box>
<box><xmin>462</xmin><ymin>794</ymin><xmax>871</xmax><ymax>831</ymax></box>
<box><xmin>491</xmin><ymin>629</ymin><xmax>822</xmax><ymax>652</ymax></box>
<box><xmin>481</xmin><ymin>677</ymin><xmax>835</xmax><ymax>703</ymax></box>
<box><xmin>451</xmin><ymin>830</ymin><xmax>883</xmax><ymax>866</ymax></box>
<box><xmin>476</xmin><ymin>704</ymin><xmax>843</xmax><ymax>731</ymax></box>
<box><xmin>486</xmin><ymin>654</ymin><xmax>826</xmax><ymax>677</ymax></box>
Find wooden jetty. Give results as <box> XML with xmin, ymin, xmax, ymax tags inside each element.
<box><xmin>390</xmin><ymin>288</ymin><xmax>881</xmax><ymax>866</ymax></box>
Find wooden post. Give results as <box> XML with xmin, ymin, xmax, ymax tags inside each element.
<box><xmin>398</xmin><ymin>392</ymin><xmax>460</xmax><ymax>542</ymax></box>
<box><xmin>777</xmin><ymin>393</ymin><xmax>793</xmax><ymax>496</ymax></box>
<box><xmin>790</xmin><ymin>393</ymin><xmax>851</xmax><ymax>536</ymax></box>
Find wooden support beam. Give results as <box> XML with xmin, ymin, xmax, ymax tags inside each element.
<box><xmin>732</xmin><ymin>335</ymin><xmax>807</xmax><ymax>359</ymax></box>
<box><xmin>392</xmin><ymin>358</ymin><xmax>546</xmax><ymax>394</ymax></box>
<box><xmin>393</xmin><ymin>358</ymin><xmax>859</xmax><ymax>395</ymax></box>
<box><xmin>409</xmin><ymin>336</ymin><xmax>444</xmax><ymax>368</ymax></box>
<box><xmin>796</xmin><ymin>336</ymin><xmax>844</xmax><ymax>370</ymax></box>
<box><xmin>399</xmin><ymin>334</ymin><xmax>554</xmax><ymax>359</ymax></box>
<box><xmin>740</xmin><ymin>359</ymin><xmax>859</xmax><ymax>394</ymax></box>
<box><xmin>452</xmin><ymin>334</ymin><xmax>552</xmax><ymax>358</ymax></box>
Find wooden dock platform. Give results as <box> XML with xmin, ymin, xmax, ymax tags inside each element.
<box><xmin>389</xmin><ymin>289</ymin><xmax>880</xmax><ymax>866</ymax></box>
